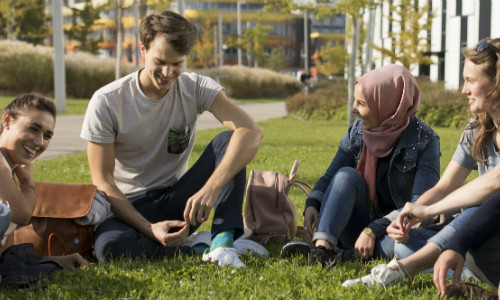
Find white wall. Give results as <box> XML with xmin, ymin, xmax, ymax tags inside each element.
<box><xmin>428</xmin><ymin>0</ymin><xmax>443</xmax><ymax>82</ymax></box>
<box><xmin>444</xmin><ymin>1</ymin><xmax>462</xmax><ymax>90</ymax></box>
<box><xmin>492</xmin><ymin>0</ymin><xmax>500</xmax><ymax>37</ymax></box>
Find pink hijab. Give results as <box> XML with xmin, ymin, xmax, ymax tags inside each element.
<box><xmin>355</xmin><ymin>64</ymin><xmax>420</xmax><ymax>207</ymax></box>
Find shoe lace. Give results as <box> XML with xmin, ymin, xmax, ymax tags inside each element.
<box><xmin>370</xmin><ymin>264</ymin><xmax>402</xmax><ymax>285</ymax></box>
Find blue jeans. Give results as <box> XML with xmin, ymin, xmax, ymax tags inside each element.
<box><xmin>313</xmin><ymin>167</ymin><xmax>394</xmax><ymax>258</ymax></box>
<box><xmin>94</xmin><ymin>131</ymin><xmax>246</xmax><ymax>262</ymax></box>
<box><xmin>395</xmin><ymin>206</ymin><xmax>479</xmax><ymax>259</ymax></box>
<box><xmin>0</xmin><ymin>203</ymin><xmax>11</xmax><ymax>240</ymax></box>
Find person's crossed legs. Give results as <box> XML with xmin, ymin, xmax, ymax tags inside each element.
<box><xmin>94</xmin><ymin>131</ymin><xmax>246</xmax><ymax>267</ymax></box>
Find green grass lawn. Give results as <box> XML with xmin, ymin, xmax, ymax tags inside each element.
<box><xmin>3</xmin><ymin>116</ymin><xmax>484</xmax><ymax>299</ymax></box>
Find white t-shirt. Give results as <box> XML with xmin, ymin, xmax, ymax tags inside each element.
<box><xmin>81</xmin><ymin>70</ymin><xmax>222</xmax><ymax>197</ymax></box>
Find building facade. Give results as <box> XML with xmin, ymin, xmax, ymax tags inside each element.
<box><xmin>364</xmin><ymin>0</ymin><xmax>500</xmax><ymax>90</ymax></box>
<box><xmin>54</xmin><ymin>0</ymin><xmax>345</xmax><ymax>72</ymax></box>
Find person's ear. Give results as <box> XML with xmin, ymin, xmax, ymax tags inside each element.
<box><xmin>140</xmin><ymin>42</ymin><xmax>147</xmax><ymax>58</ymax></box>
<box><xmin>2</xmin><ymin>112</ymin><xmax>11</xmax><ymax>130</ymax></box>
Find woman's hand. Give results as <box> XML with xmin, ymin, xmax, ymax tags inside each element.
<box><xmin>433</xmin><ymin>249</ymin><xmax>465</xmax><ymax>296</ymax></box>
<box><xmin>41</xmin><ymin>253</ymin><xmax>91</xmax><ymax>271</ymax></box>
<box><xmin>354</xmin><ymin>231</ymin><xmax>375</xmax><ymax>260</ymax></box>
<box><xmin>394</xmin><ymin>202</ymin><xmax>431</xmax><ymax>233</ymax></box>
<box><xmin>303</xmin><ymin>206</ymin><xmax>318</xmax><ymax>241</ymax></box>
<box><xmin>13</xmin><ymin>163</ymin><xmax>34</xmax><ymax>186</ymax></box>
<box><xmin>387</xmin><ymin>218</ymin><xmax>410</xmax><ymax>244</ymax></box>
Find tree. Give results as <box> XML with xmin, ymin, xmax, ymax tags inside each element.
<box><xmin>0</xmin><ymin>0</ymin><xmax>50</xmax><ymax>45</ymax></box>
<box><xmin>315</xmin><ymin>42</ymin><xmax>348</xmax><ymax>76</ymax></box>
<box><xmin>262</xmin><ymin>0</ymin><xmax>379</xmax><ymax>123</ymax></box>
<box><xmin>191</xmin><ymin>18</ymin><xmax>217</xmax><ymax>69</ymax></box>
<box><xmin>241</xmin><ymin>19</ymin><xmax>273</xmax><ymax>67</ymax></box>
<box><xmin>64</xmin><ymin>0</ymin><xmax>107</xmax><ymax>54</ymax></box>
<box><xmin>115</xmin><ymin>0</ymin><xmax>123</xmax><ymax>79</ymax></box>
<box><xmin>149</xmin><ymin>0</ymin><xmax>175</xmax><ymax>12</ymax></box>
<box><xmin>370</xmin><ymin>0</ymin><xmax>433</xmax><ymax>69</ymax></box>
<box><xmin>268</xmin><ymin>48</ymin><xmax>286</xmax><ymax>72</ymax></box>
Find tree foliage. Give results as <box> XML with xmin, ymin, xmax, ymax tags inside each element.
<box><xmin>371</xmin><ymin>0</ymin><xmax>433</xmax><ymax>68</ymax></box>
<box><xmin>147</xmin><ymin>0</ymin><xmax>175</xmax><ymax>12</ymax></box>
<box><xmin>242</xmin><ymin>18</ymin><xmax>273</xmax><ymax>67</ymax></box>
<box><xmin>191</xmin><ymin>18</ymin><xmax>216</xmax><ymax>69</ymax></box>
<box><xmin>316</xmin><ymin>42</ymin><xmax>348</xmax><ymax>76</ymax></box>
<box><xmin>64</xmin><ymin>0</ymin><xmax>107</xmax><ymax>54</ymax></box>
<box><xmin>267</xmin><ymin>48</ymin><xmax>286</xmax><ymax>72</ymax></box>
<box><xmin>0</xmin><ymin>0</ymin><xmax>50</xmax><ymax>45</ymax></box>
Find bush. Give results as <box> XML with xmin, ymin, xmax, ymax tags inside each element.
<box><xmin>286</xmin><ymin>77</ymin><xmax>348</xmax><ymax>120</ymax></box>
<box><xmin>195</xmin><ymin>65</ymin><xmax>301</xmax><ymax>99</ymax></box>
<box><xmin>286</xmin><ymin>76</ymin><xmax>470</xmax><ymax>128</ymax></box>
<box><xmin>417</xmin><ymin>79</ymin><xmax>470</xmax><ymax>128</ymax></box>
<box><xmin>0</xmin><ymin>40</ymin><xmax>138</xmax><ymax>98</ymax></box>
<box><xmin>0</xmin><ymin>41</ymin><xmax>54</xmax><ymax>95</ymax></box>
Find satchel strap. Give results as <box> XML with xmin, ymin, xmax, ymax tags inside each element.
<box><xmin>290</xmin><ymin>179</ymin><xmax>313</xmax><ymax>196</ymax></box>
<box><xmin>47</xmin><ymin>220</ymin><xmax>93</xmax><ymax>256</ymax></box>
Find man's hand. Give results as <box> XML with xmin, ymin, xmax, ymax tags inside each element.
<box><xmin>354</xmin><ymin>231</ymin><xmax>375</xmax><ymax>260</ymax></box>
<box><xmin>183</xmin><ymin>186</ymin><xmax>220</xmax><ymax>227</ymax></box>
<box><xmin>41</xmin><ymin>253</ymin><xmax>90</xmax><ymax>271</ymax></box>
<box><xmin>151</xmin><ymin>220</ymin><xmax>189</xmax><ymax>247</ymax></box>
<box><xmin>433</xmin><ymin>249</ymin><xmax>465</xmax><ymax>296</ymax></box>
<box><xmin>304</xmin><ymin>206</ymin><xmax>318</xmax><ymax>241</ymax></box>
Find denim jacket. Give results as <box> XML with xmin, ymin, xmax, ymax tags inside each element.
<box><xmin>306</xmin><ymin>116</ymin><xmax>441</xmax><ymax>230</ymax></box>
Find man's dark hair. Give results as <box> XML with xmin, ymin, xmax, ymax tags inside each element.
<box><xmin>140</xmin><ymin>11</ymin><xmax>197</xmax><ymax>55</ymax></box>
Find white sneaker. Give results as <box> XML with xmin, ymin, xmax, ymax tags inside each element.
<box><xmin>460</xmin><ymin>265</ymin><xmax>478</xmax><ymax>281</ymax></box>
<box><xmin>233</xmin><ymin>239</ymin><xmax>270</xmax><ymax>258</ymax></box>
<box><xmin>182</xmin><ymin>231</ymin><xmax>211</xmax><ymax>248</ymax></box>
<box><xmin>342</xmin><ymin>259</ymin><xmax>409</xmax><ymax>287</ymax></box>
<box><xmin>239</xmin><ymin>228</ymin><xmax>253</xmax><ymax>240</ymax></box>
<box><xmin>202</xmin><ymin>247</ymin><xmax>245</xmax><ymax>268</ymax></box>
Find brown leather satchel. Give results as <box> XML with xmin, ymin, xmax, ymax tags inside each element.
<box><xmin>244</xmin><ymin>160</ymin><xmax>312</xmax><ymax>245</ymax></box>
<box><xmin>1</xmin><ymin>182</ymin><xmax>98</xmax><ymax>257</ymax></box>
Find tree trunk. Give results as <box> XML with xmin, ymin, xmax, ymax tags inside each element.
<box><xmin>115</xmin><ymin>0</ymin><xmax>123</xmax><ymax>79</ymax></box>
<box><xmin>347</xmin><ymin>17</ymin><xmax>359</xmax><ymax>124</ymax></box>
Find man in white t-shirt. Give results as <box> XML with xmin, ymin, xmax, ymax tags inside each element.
<box><xmin>81</xmin><ymin>11</ymin><xmax>263</xmax><ymax>267</ymax></box>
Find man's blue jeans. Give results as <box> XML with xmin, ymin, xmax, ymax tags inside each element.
<box><xmin>313</xmin><ymin>167</ymin><xmax>395</xmax><ymax>258</ymax></box>
<box><xmin>94</xmin><ymin>131</ymin><xmax>246</xmax><ymax>263</ymax></box>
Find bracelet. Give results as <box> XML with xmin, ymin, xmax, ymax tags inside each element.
<box><xmin>21</xmin><ymin>185</ymin><xmax>37</xmax><ymax>196</ymax></box>
<box><xmin>363</xmin><ymin>227</ymin><xmax>376</xmax><ymax>240</ymax></box>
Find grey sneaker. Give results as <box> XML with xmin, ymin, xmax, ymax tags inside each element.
<box><xmin>342</xmin><ymin>259</ymin><xmax>409</xmax><ymax>287</ymax></box>
<box><xmin>202</xmin><ymin>247</ymin><xmax>245</xmax><ymax>268</ymax></box>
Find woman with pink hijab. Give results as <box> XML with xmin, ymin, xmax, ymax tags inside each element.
<box><xmin>281</xmin><ymin>64</ymin><xmax>441</xmax><ymax>268</ymax></box>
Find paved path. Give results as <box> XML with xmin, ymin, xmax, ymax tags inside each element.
<box><xmin>37</xmin><ymin>102</ymin><xmax>287</xmax><ymax>160</ymax></box>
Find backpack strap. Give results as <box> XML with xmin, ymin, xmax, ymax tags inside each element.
<box><xmin>290</xmin><ymin>180</ymin><xmax>313</xmax><ymax>196</ymax></box>
<box><xmin>288</xmin><ymin>160</ymin><xmax>300</xmax><ymax>181</ymax></box>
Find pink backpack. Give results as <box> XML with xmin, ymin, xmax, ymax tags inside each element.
<box><xmin>244</xmin><ymin>160</ymin><xmax>312</xmax><ymax>245</ymax></box>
